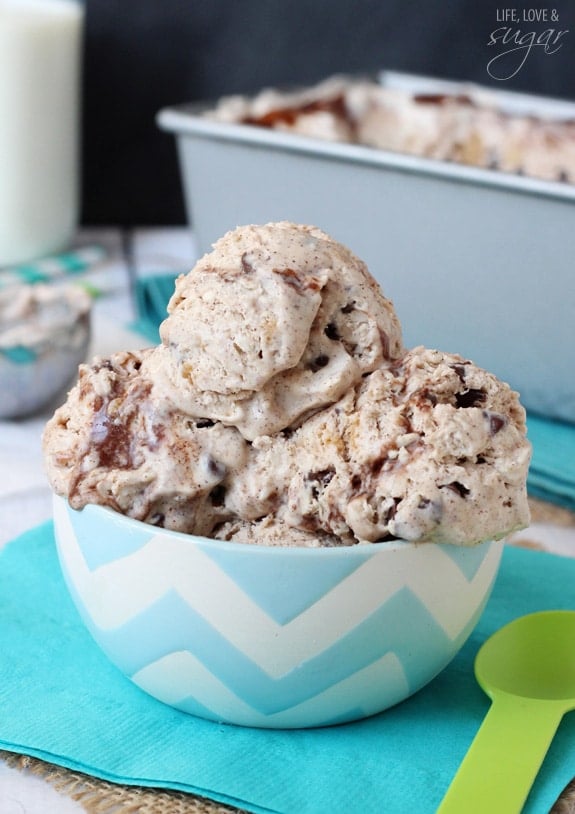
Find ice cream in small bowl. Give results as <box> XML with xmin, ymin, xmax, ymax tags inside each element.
<box><xmin>45</xmin><ymin>223</ymin><xmax>531</xmax><ymax>728</ymax></box>
<box><xmin>0</xmin><ymin>283</ymin><xmax>91</xmax><ymax>419</ymax></box>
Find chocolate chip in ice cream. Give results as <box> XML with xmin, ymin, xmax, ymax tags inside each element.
<box><xmin>455</xmin><ymin>388</ymin><xmax>487</xmax><ymax>408</ymax></box>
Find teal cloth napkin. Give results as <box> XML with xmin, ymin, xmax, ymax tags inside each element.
<box><xmin>131</xmin><ymin>273</ymin><xmax>180</xmax><ymax>343</ymax></box>
<box><xmin>527</xmin><ymin>414</ymin><xmax>575</xmax><ymax>512</ymax></box>
<box><xmin>0</xmin><ymin>524</ymin><xmax>574</xmax><ymax>813</ymax></box>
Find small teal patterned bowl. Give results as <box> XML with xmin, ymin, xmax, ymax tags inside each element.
<box><xmin>0</xmin><ymin>285</ymin><xmax>90</xmax><ymax>419</ymax></box>
<box><xmin>53</xmin><ymin>495</ymin><xmax>503</xmax><ymax>729</ymax></box>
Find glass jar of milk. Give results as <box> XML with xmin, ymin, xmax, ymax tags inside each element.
<box><xmin>0</xmin><ymin>0</ymin><xmax>84</xmax><ymax>266</ymax></box>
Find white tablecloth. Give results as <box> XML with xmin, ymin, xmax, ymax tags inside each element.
<box><xmin>0</xmin><ymin>762</ymin><xmax>84</xmax><ymax>814</ymax></box>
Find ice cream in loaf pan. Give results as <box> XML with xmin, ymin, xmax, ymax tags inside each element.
<box><xmin>43</xmin><ymin>222</ymin><xmax>531</xmax><ymax>546</ymax></box>
<box><xmin>207</xmin><ymin>75</ymin><xmax>575</xmax><ymax>185</ymax></box>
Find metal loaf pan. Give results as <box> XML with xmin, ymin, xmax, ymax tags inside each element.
<box><xmin>157</xmin><ymin>74</ymin><xmax>575</xmax><ymax>424</ymax></box>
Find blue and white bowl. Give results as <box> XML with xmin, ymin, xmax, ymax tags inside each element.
<box><xmin>53</xmin><ymin>495</ymin><xmax>503</xmax><ymax>729</ymax></box>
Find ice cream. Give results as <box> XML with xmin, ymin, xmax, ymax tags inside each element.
<box><xmin>207</xmin><ymin>76</ymin><xmax>575</xmax><ymax>185</ymax></box>
<box><xmin>0</xmin><ymin>283</ymin><xmax>91</xmax><ymax>419</ymax></box>
<box><xmin>143</xmin><ymin>222</ymin><xmax>403</xmax><ymax>439</ymax></box>
<box><xmin>240</xmin><ymin>347</ymin><xmax>530</xmax><ymax>547</ymax></box>
<box><xmin>0</xmin><ymin>282</ymin><xmax>90</xmax><ymax>352</ymax></box>
<box><xmin>43</xmin><ymin>348</ymin><xmax>250</xmax><ymax>536</ymax></box>
<box><xmin>43</xmin><ymin>222</ymin><xmax>531</xmax><ymax>546</ymax></box>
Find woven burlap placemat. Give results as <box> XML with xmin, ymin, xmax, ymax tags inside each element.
<box><xmin>0</xmin><ymin>751</ymin><xmax>246</xmax><ymax>813</ymax></box>
<box><xmin>2</xmin><ymin>497</ymin><xmax>574</xmax><ymax>813</ymax></box>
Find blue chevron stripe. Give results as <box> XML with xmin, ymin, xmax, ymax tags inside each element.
<box><xmin>80</xmin><ymin>586</ymin><xmax>468</xmax><ymax>716</ymax></box>
<box><xmin>133</xmin><ymin>644</ymin><xmax>414</xmax><ymax>727</ymax></box>
<box><xmin>441</xmin><ymin>540</ymin><xmax>494</xmax><ymax>581</ymax></box>
<box><xmin>68</xmin><ymin>504</ymin><xmax>153</xmax><ymax>570</ymax></box>
<box><xmin>169</xmin><ymin>693</ymin><xmax>222</xmax><ymax>723</ymax></box>
<box><xmin>202</xmin><ymin>543</ymin><xmax>378</xmax><ymax>624</ymax></box>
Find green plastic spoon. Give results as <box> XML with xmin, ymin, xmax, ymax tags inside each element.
<box><xmin>437</xmin><ymin>610</ymin><xmax>575</xmax><ymax>814</ymax></box>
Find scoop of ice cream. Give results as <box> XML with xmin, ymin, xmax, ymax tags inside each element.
<box><xmin>220</xmin><ymin>346</ymin><xmax>530</xmax><ymax>546</ymax></box>
<box><xmin>144</xmin><ymin>222</ymin><xmax>403</xmax><ymax>439</ymax></box>
<box><xmin>263</xmin><ymin>346</ymin><xmax>531</xmax><ymax>546</ymax></box>
<box><xmin>43</xmin><ymin>349</ymin><xmax>249</xmax><ymax>535</ymax></box>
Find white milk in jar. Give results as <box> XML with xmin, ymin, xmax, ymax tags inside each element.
<box><xmin>0</xmin><ymin>0</ymin><xmax>83</xmax><ymax>266</ymax></box>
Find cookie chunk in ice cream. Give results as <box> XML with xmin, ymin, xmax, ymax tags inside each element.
<box><xmin>43</xmin><ymin>222</ymin><xmax>531</xmax><ymax>546</ymax></box>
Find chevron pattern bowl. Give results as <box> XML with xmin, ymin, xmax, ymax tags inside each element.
<box><xmin>53</xmin><ymin>495</ymin><xmax>503</xmax><ymax>729</ymax></box>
